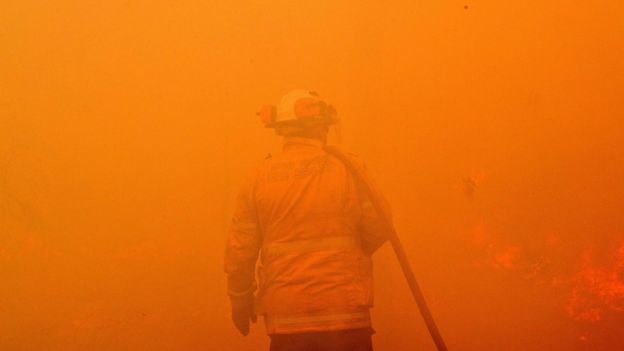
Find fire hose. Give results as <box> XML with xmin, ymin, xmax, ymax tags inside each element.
<box><xmin>324</xmin><ymin>145</ymin><xmax>449</xmax><ymax>351</ymax></box>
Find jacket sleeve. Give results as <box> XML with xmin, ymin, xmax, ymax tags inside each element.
<box><xmin>224</xmin><ymin>172</ymin><xmax>261</xmax><ymax>300</ymax></box>
<box><xmin>350</xmin><ymin>156</ymin><xmax>393</xmax><ymax>256</ymax></box>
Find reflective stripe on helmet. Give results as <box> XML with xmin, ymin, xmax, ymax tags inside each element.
<box><xmin>261</xmin><ymin>89</ymin><xmax>337</xmax><ymax>128</ymax></box>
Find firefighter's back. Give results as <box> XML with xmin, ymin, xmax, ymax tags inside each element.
<box><xmin>253</xmin><ymin>136</ymin><xmax>374</xmax><ymax>334</ymax></box>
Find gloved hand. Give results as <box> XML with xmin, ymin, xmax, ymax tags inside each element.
<box><xmin>231</xmin><ymin>294</ymin><xmax>256</xmax><ymax>336</ymax></box>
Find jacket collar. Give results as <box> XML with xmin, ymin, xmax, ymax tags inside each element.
<box><xmin>283</xmin><ymin>136</ymin><xmax>325</xmax><ymax>151</ymax></box>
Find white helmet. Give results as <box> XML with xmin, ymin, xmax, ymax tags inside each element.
<box><xmin>258</xmin><ymin>89</ymin><xmax>337</xmax><ymax>128</ymax></box>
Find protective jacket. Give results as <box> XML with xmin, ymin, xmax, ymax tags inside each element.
<box><xmin>225</xmin><ymin>136</ymin><xmax>390</xmax><ymax>334</ymax></box>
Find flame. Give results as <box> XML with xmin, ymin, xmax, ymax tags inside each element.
<box><xmin>492</xmin><ymin>245</ymin><xmax>523</xmax><ymax>270</ymax></box>
<box><xmin>566</xmin><ymin>242</ymin><xmax>624</xmax><ymax>322</ymax></box>
<box><xmin>467</xmin><ymin>223</ymin><xmax>526</xmax><ymax>272</ymax></box>
<box><xmin>467</xmin><ymin>222</ymin><xmax>624</xmax><ymax>330</ymax></box>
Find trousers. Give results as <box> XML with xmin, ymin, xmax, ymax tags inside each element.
<box><xmin>269</xmin><ymin>328</ymin><xmax>374</xmax><ymax>351</ymax></box>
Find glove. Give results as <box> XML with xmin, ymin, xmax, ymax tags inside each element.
<box><xmin>231</xmin><ymin>293</ymin><xmax>256</xmax><ymax>336</ymax></box>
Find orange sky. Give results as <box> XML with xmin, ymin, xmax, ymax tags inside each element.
<box><xmin>1</xmin><ymin>1</ymin><xmax>623</xmax><ymax>350</ymax></box>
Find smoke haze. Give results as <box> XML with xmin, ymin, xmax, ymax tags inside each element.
<box><xmin>1</xmin><ymin>1</ymin><xmax>623</xmax><ymax>350</ymax></box>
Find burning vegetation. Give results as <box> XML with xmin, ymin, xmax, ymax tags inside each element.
<box><xmin>467</xmin><ymin>220</ymin><xmax>624</xmax><ymax>347</ymax></box>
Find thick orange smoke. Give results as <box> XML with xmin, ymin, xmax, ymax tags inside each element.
<box><xmin>1</xmin><ymin>0</ymin><xmax>623</xmax><ymax>350</ymax></box>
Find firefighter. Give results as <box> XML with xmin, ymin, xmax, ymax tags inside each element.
<box><xmin>225</xmin><ymin>89</ymin><xmax>391</xmax><ymax>351</ymax></box>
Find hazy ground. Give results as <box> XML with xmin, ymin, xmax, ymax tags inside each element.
<box><xmin>1</xmin><ymin>1</ymin><xmax>623</xmax><ymax>350</ymax></box>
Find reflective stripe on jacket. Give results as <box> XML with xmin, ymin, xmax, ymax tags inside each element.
<box><xmin>225</xmin><ymin>136</ymin><xmax>389</xmax><ymax>334</ymax></box>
